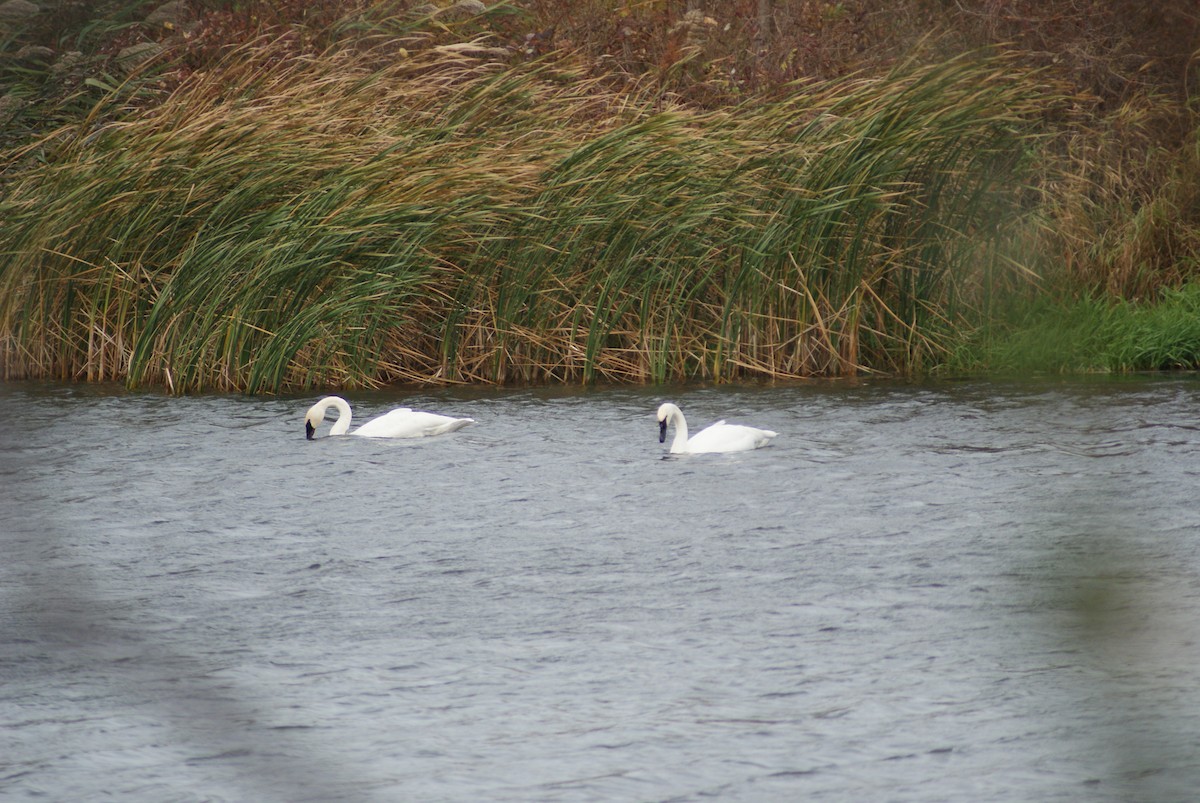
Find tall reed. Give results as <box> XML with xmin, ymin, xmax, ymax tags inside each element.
<box><xmin>0</xmin><ymin>33</ymin><xmax>1055</xmax><ymax>391</ymax></box>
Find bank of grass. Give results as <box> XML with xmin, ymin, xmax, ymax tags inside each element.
<box><xmin>955</xmin><ymin>283</ymin><xmax>1200</xmax><ymax>374</ymax></box>
<box><xmin>0</xmin><ymin>34</ymin><xmax>1054</xmax><ymax>392</ymax></box>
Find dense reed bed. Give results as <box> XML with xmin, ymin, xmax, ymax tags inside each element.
<box><xmin>0</xmin><ymin>33</ymin><xmax>1054</xmax><ymax>392</ymax></box>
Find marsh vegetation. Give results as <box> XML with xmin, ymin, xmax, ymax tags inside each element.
<box><xmin>2</xmin><ymin>1</ymin><xmax>1197</xmax><ymax>391</ymax></box>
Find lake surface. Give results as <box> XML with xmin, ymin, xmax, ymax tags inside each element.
<box><xmin>2</xmin><ymin>376</ymin><xmax>1200</xmax><ymax>801</ymax></box>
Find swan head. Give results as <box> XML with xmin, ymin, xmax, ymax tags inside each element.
<box><xmin>656</xmin><ymin>402</ymin><xmax>678</xmax><ymax>443</ymax></box>
<box><xmin>304</xmin><ymin>407</ymin><xmax>321</xmax><ymax>440</ymax></box>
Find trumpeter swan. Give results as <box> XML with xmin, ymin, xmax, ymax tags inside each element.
<box><xmin>656</xmin><ymin>402</ymin><xmax>776</xmax><ymax>454</ymax></box>
<box><xmin>305</xmin><ymin>396</ymin><xmax>474</xmax><ymax>440</ymax></box>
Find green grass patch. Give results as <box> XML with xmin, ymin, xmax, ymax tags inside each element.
<box><xmin>954</xmin><ymin>283</ymin><xmax>1200</xmax><ymax>374</ymax></box>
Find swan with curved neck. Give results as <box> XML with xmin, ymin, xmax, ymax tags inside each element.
<box><xmin>305</xmin><ymin>396</ymin><xmax>474</xmax><ymax>440</ymax></box>
<box><xmin>656</xmin><ymin>402</ymin><xmax>776</xmax><ymax>454</ymax></box>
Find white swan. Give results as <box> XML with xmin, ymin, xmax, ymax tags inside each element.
<box><xmin>305</xmin><ymin>396</ymin><xmax>474</xmax><ymax>440</ymax></box>
<box><xmin>656</xmin><ymin>402</ymin><xmax>777</xmax><ymax>454</ymax></box>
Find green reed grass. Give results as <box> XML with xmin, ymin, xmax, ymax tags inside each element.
<box><xmin>952</xmin><ymin>283</ymin><xmax>1200</xmax><ymax>374</ymax></box>
<box><xmin>0</xmin><ymin>32</ymin><xmax>1055</xmax><ymax>392</ymax></box>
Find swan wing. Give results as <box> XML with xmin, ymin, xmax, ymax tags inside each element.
<box><xmin>685</xmin><ymin>422</ymin><xmax>777</xmax><ymax>453</ymax></box>
<box><xmin>353</xmin><ymin>408</ymin><xmax>474</xmax><ymax>438</ymax></box>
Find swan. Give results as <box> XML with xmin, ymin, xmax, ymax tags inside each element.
<box><xmin>305</xmin><ymin>396</ymin><xmax>474</xmax><ymax>440</ymax></box>
<box><xmin>656</xmin><ymin>402</ymin><xmax>777</xmax><ymax>454</ymax></box>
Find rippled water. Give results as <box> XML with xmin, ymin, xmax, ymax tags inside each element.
<box><xmin>3</xmin><ymin>377</ymin><xmax>1200</xmax><ymax>801</ymax></box>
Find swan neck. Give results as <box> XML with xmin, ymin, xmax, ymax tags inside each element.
<box><xmin>328</xmin><ymin>397</ymin><xmax>352</xmax><ymax>435</ymax></box>
<box><xmin>670</xmin><ymin>408</ymin><xmax>689</xmax><ymax>453</ymax></box>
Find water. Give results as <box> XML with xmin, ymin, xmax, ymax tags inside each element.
<box><xmin>3</xmin><ymin>377</ymin><xmax>1200</xmax><ymax>801</ymax></box>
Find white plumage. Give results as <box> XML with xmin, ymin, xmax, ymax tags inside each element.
<box><xmin>656</xmin><ymin>402</ymin><xmax>776</xmax><ymax>454</ymax></box>
<box><xmin>304</xmin><ymin>396</ymin><xmax>474</xmax><ymax>440</ymax></box>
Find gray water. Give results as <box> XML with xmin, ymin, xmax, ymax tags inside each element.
<box><xmin>2</xmin><ymin>377</ymin><xmax>1200</xmax><ymax>802</ymax></box>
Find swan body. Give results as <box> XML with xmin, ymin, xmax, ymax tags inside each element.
<box><xmin>305</xmin><ymin>396</ymin><xmax>474</xmax><ymax>440</ymax></box>
<box><xmin>656</xmin><ymin>402</ymin><xmax>776</xmax><ymax>454</ymax></box>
